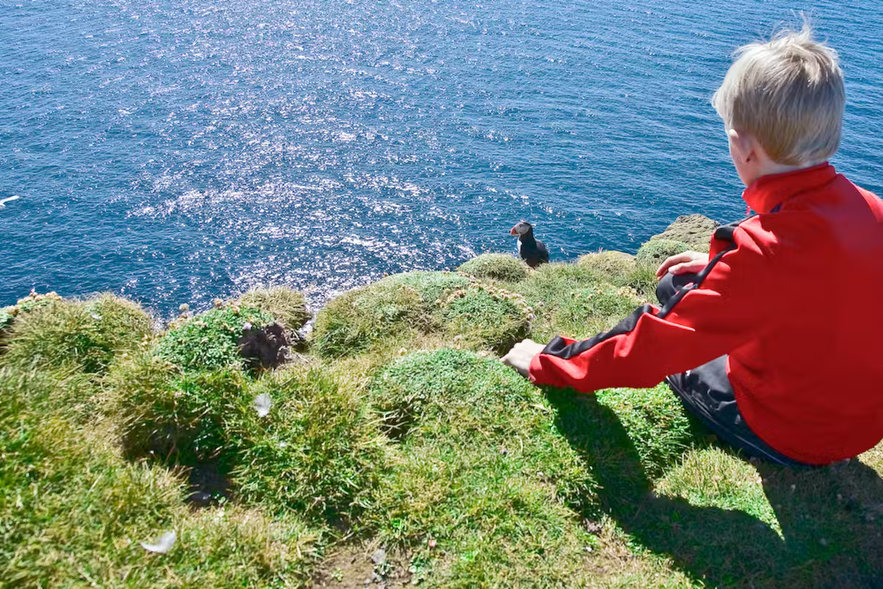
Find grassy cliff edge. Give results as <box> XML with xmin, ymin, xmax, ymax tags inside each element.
<box><xmin>1</xmin><ymin>215</ymin><xmax>881</xmax><ymax>589</ymax></box>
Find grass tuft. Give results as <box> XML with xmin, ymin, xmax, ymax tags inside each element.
<box><xmin>437</xmin><ymin>283</ymin><xmax>532</xmax><ymax>354</ymax></box>
<box><xmin>231</xmin><ymin>364</ymin><xmax>389</xmax><ymax>521</ymax></box>
<box><xmin>577</xmin><ymin>250</ymin><xmax>638</xmax><ymax>284</ymax></box>
<box><xmin>107</xmin><ymin>352</ymin><xmax>251</xmax><ymax>465</ymax></box>
<box><xmin>510</xmin><ymin>263</ymin><xmax>643</xmax><ymax>342</ymax></box>
<box><xmin>457</xmin><ymin>253</ymin><xmax>530</xmax><ymax>283</ymax></box>
<box><xmin>0</xmin><ymin>365</ymin><xmax>321</xmax><ymax>588</ymax></box>
<box><xmin>312</xmin><ymin>281</ymin><xmax>426</xmax><ymax>357</ymax></box>
<box><xmin>635</xmin><ymin>238</ymin><xmax>692</xmax><ymax>271</ymax></box>
<box><xmin>155</xmin><ymin>306</ymin><xmax>273</xmax><ymax>371</ymax></box>
<box><xmin>235</xmin><ymin>286</ymin><xmax>311</xmax><ymax>332</ymax></box>
<box><xmin>364</xmin><ymin>350</ymin><xmax>597</xmax><ymax>585</ymax></box>
<box><xmin>1</xmin><ymin>294</ymin><xmax>152</xmax><ymax>374</ymax></box>
<box><xmin>312</xmin><ymin>272</ymin><xmax>526</xmax><ymax>357</ymax></box>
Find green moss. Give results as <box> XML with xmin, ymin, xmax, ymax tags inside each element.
<box><xmin>156</xmin><ymin>306</ymin><xmax>273</xmax><ymax>371</ymax></box>
<box><xmin>596</xmin><ymin>384</ymin><xmax>700</xmax><ymax>479</ymax></box>
<box><xmin>1</xmin><ymin>294</ymin><xmax>152</xmax><ymax>374</ymax></box>
<box><xmin>511</xmin><ymin>263</ymin><xmax>643</xmax><ymax>342</ymax></box>
<box><xmin>107</xmin><ymin>352</ymin><xmax>251</xmax><ymax>465</ymax></box>
<box><xmin>577</xmin><ymin>250</ymin><xmax>638</xmax><ymax>284</ymax></box>
<box><xmin>436</xmin><ymin>284</ymin><xmax>532</xmax><ymax>354</ymax></box>
<box><xmin>312</xmin><ymin>281</ymin><xmax>426</xmax><ymax>357</ymax></box>
<box><xmin>635</xmin><ymin>239</ymin><xmax>692</xmax><ymax>271</ymax></box>
<box><xmin>231</xmin><ymin>365</ymin><xmax>389</xmax><ymax>522</ymax></box>
<box><xmin>312</xmin><ymin>272</ymin><xmax>521</xmax><ymax>357</ymax></box>
<box><xmin>457</xmin><ymin>253</ymin><xmax>530</xmax><ymax>283</ymax></box>
<box><xmin>235</xmin><ymin>286</ymin><xmax>311</xmax><ymax>332</ymax></box>
<box><xmin>363</xmin><ymin>350</ymin><xmax>597</xmax><ymax>585</ymax></box>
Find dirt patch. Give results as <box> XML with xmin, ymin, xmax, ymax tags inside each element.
<box><xmin>311</xmin><ymin>543</ymin><xmax>415</xmax><ymax>588</ymax></box>
<box><xmin>185</xmin><ymin>459</ymin><xmax>232</xmax><ymax>507</ymax></box>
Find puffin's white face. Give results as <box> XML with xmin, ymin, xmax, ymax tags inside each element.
<box><xmin>510</xmin><ymin>221</ymin><xmax>532</xmax><ymax>236</ymax></box>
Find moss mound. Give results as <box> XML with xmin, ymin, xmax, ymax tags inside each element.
<box><xmin>107</xmin><ymin>353</ymin><xmax>251</xmax><ymax>464</ymax></box>
<box><xmin>312</xmin><ymin>272</ymin><xmax>527</xmax><ymax>357</ymax></box>
<box><xmin>1</xmin><ymin>294</ymin><xmax>152</xmax><ymax>374</ymax></box>
<box><xmin>235</xmin><ymin>286</ymin><xmax>311</xmax><ymax>332</ymax></box>
<box><xmin>1</xmin><ymin>291</ymin><xmax>64</xmax><ymax>338</ymax></box>
<box><xmin>312</xmin><ymin>281</ymin><xmax>426</xmax><ymax>357</ymax></box>
<box><xmin>457</xmin><ymin>253</ymin><xmax>529</xmax><ymax>283</ymax></box>
<box><xmin>511</xmin><ymin>263</ymin><xmax>642</xmax><ymax>341</ymax></box>
<box><xmin>156</xmin><ymin>306</ymin><xmax>274</xmax><ymax>371</ymax></box>
<box><xmin>635</xmin><ymin>238</ymin><xmax>692</xmax><ymax>271</ymax></box>
<box><xmin>385</xmin><ymin>270</ymin><xmax>471</xmax><ymax>305</ymax></box>
<box><xmin>364</xmin><ymin>350</ymin><xmax>596</xmax><ymax>584</ymax></box>
<box><xmin>650</xmin><ymin>214</ymin><xmax>718</xmax><ymax>252</ymax></box>
<box><xmin>577</xmin><ymin>250</ymin><xmax>637</xmax><ymax>284</ymax></box>
<box><xmin>232</xmin><ymin>365</ymin><xmax>389</xmax><ymax>521</ymax></box>
<box><xmin>437</xmin><ymin>283</ymin><xmax>532</xmax><ymax>354</ymax></box>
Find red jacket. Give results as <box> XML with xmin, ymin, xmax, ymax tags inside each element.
<box><xmin>529</xmin><ymin>163</ymin><xmax>883</xmax><ymax>464</ymax></box>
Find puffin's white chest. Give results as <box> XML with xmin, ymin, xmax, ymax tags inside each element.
<box><xmin>517</xmin><ymin>239</ymin><xmax>522</xmax><ymax>255</ymax></box>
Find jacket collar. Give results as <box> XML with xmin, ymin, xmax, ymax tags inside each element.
<box><xmin>742</xmin><ymin>162</ymin><xmax>838</xmax><ymax>213</ymax></box>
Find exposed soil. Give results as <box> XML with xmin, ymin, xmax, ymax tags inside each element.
<box><xmin>185</xmin><ymin>459</ymin><xmax>232</xmax><ymax>507</ymax></box>
<box><xmin>311</xmin><ymin>543</ymin><xmax>414</xmax><ymax>589</ymax></box>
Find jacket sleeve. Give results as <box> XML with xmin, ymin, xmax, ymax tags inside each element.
<box><xmin>529</xmin><ymin>222</ymin><xmax>791</xmax><ymax>392</ymax></box>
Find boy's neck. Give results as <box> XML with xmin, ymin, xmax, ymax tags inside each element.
<box><xmin>746</xmin><ymin>159</ymin><xmax>827</xmax><ymax>186</ymax></box>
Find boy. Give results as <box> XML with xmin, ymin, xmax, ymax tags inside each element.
<box><xmin>502</xmin><ymin>25</ymin><xmax>883</xmax><ymax>466</ymax></box>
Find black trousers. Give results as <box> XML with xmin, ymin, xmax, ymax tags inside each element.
<box><xmin>657</xmin><ymin>272</ymin><xmax>805</xmax><ymax>466</ymax></box>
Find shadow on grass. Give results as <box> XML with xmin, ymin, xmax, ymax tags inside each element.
<box><xmin>545</xmin><ymin>388</ymin><xmax>883</xmax><ymax>589</ymax></box>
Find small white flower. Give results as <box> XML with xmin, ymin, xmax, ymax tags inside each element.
<box><xmin>254</xmin><ymin>393</ymin><xmax>272</xmax><ymax>418</ymax></box>
<box><xmin>90</xmin><ymin>313</ymin><xmax>102</xmax><ymax>321</ymax></box>
<box><xmin>141</xmin><ymin>531</ymin><xmax>176</xmax><ymax>554</ymax></box>
<box><xmin>243</xmin><ymin>321</ymin><xmax>253</xmax><ymax>331</ymax></box>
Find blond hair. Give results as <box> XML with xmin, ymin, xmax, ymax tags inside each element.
<box><xmin>712</xmin><ymin>24</ymin><xmax>845</xmax><ymax>166</ymax></box>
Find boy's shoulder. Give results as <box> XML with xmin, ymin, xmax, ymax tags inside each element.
<box><xmin>723</xmin><ymin>172</ymin><xmax>883</xmax><ymax>261</ymax></box>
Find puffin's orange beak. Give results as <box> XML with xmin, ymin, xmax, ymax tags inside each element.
<box><xmin>510</xmin><ymin>226</ymin><xmax>518</xmax><ymax>236</ymax></box>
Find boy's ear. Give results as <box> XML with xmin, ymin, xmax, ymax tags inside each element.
<box><xmin>727</xmin><ymin>129</ymin><xmax>756</xmax><ymax>163</ymax></box>
<box><xmin>727</xmin><ymin>129</ymin><xmax>763</xmax><ymax>164</ymax></box>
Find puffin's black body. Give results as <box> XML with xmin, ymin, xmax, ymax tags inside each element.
<box><xmin>510</xmin><ymin>221</ymin><xmax>549</xmax><ymax>268</ymax></box>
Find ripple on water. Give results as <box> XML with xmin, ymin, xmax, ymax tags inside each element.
<box><xmin>0</xmin><ymin>0</ymin><xmax>881</xmax><ymax>315</ymax></box>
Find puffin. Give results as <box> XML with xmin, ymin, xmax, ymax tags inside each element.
<box><xmin>510</xmin><ymin>220</ymin><xmax>549</xmax><ymax>268</ymax></box>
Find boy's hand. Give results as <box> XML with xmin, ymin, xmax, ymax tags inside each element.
<box><xmin>656</xmin><ymin>251</ymin><xmax>710</xmax><ymax>278</ymax></box>
<box><xmin>501</xmin><ymin>339</ymin><xmax>546</xmax><ymax>378</ymax></box>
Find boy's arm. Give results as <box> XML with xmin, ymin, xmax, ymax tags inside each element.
<box><xmin>528</xmin><ymin>222</ymin><xmax>792</xmax><ymax>392</ymax></box>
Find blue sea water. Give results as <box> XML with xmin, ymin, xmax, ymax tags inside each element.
<box><xmin>2</xmin><ymin>0</ymin><xmax>882</xmax><ymax>315</ymax></box>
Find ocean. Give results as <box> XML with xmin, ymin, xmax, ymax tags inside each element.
<box><xmin>2</xmin><ymin>0</ymin><xmax>881</xmax><ymax>315</ymax></box>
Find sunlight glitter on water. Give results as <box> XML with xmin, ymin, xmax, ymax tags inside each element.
<box><xmin>1</xmin><ymin>0</ymin><xmax>881</xmax><ymax>315</ymax></box>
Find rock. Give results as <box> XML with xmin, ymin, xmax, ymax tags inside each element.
<box><xmin>188</xmin><ymin>491</ymin><xmax>213</xmax><ymax>505</ymax></box>
<box><xmin>649</xmin><ymin>214</ymin><xmax>719</xmax><ymax>253</ymax></box>
<box><xmin>237</xmin><ymin>322</ymin><xmax>291</xmax><ymax>369</ymax></box>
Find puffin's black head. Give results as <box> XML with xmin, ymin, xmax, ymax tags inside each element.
<box><xmin>510</xmin><ymin>220</ymin><xmax>533</xmax><ymax>237</ymax></box>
